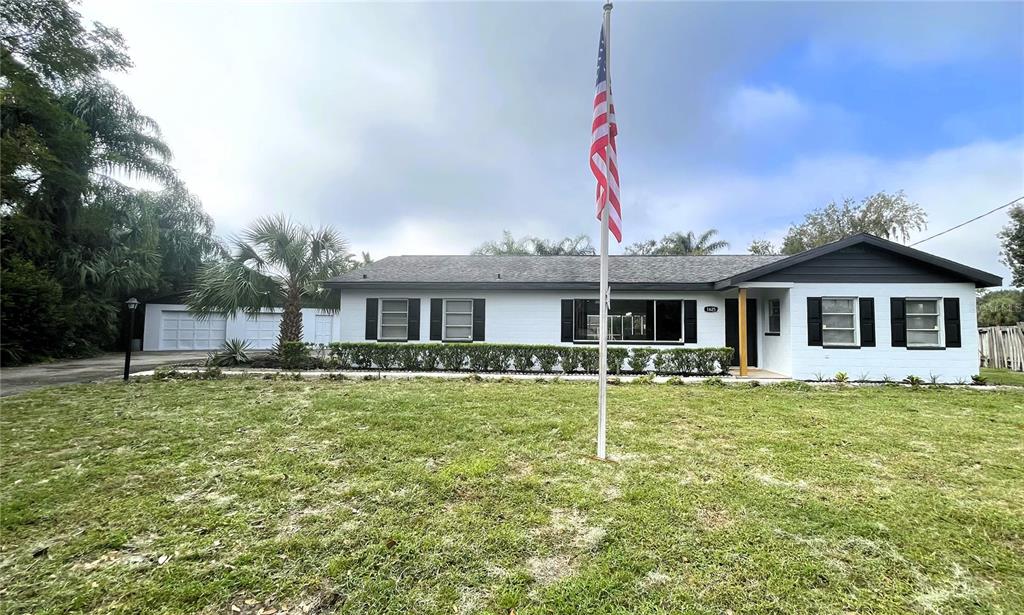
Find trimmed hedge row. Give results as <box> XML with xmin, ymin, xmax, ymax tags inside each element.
<box><xmin>280</xmin><ymin>341</ymin><xmax>733</xmax><ymax>375</ymax></box>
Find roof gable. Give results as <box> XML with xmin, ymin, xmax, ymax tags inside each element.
<box><xmin>716</xmin><ymin>234</ymin><xmax>1001</xmax><ymax>288</ymax></box>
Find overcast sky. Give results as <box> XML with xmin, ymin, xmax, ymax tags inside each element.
<box><xmin>80</xmin><ymin>1</ymin><xmax>1023</xmax><ymax>280</ymax></box>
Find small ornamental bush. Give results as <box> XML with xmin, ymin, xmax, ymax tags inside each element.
<box><xmin>207</xmin><ymin>339</ymin><xmax>252</xmax><ymax>367</ymax></box>
<box><xmin>279</xmin><ymin>341</ymin><xmax>312</xmax><ymax>370</ymax></box>
<box><xmin>607</xmin><ymin>347</ymin><xmax>629</xmax><ymax>374</ymax></box>
<box><xmin>534</xmin><ymin>347</ymin><xmax>560</xmax><ymax>372</ymax></box>
<box><xmin>628</xmin><ymin>347</ymin><xmax>656</xmax><ymax>373</ymax></box>
<box><xmin>509</xmin><ymin>345</ymin><xmax>536</xmax><ymax>372</ymax></box>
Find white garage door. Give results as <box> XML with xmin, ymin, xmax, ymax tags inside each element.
<box><xmin>245</xmin><ymin>313</ymin><xmax>282</xmax><ymax>349</ymax></box>
<box><xmin>160</xmin><ymin>311</ymin><xmax>226</xmax><ymax>350</ymax></box>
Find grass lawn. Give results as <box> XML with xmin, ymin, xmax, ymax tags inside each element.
<box><xmin>980</xmin><ymin>367</ymin><xmax>1024</xmax><ymax>387</ymax></box>
<box><xmin>2</xmin><ymin>379</ymin><xmax>1023</xmax><ymax>614</ymax></box>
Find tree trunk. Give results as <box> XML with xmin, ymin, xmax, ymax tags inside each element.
<box><xmin>278</xmin><ymin>288</ymin><xmax>303</xmax><ymax>347</ymax></box>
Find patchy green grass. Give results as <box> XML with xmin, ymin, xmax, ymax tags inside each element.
<box><xmin>981</xmin><ymin>367</ymin><xmax>1024</xmax><ymax>387</ymax></box>
<box><xmin>2</xmin><ymin>379</ymin><xmax>1023</xmax><ymax>614</ymax></box>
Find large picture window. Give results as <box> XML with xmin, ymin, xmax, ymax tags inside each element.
<box><xmin>379</xmin><ymin>299</ymin><xmax>409</xmax><ymax>341</ymax></box>
<box><xmin>572</xmin><ymin>299</ymin><xmax>682</xmax><ymax>342</ymax></box>
<box><xmin>906</xmin><ymin>298</ymin><xmax>941</xmax><ymax>347</ymax></box>
<box><xmin>443</xmin><ymin>299</ymin><xmax>474</xmax><ymax>341</ymax></box>
<box><xmin>821</xmin><ymin>297</ymin><xmax>857</xmax><ymax>346</ymax></box>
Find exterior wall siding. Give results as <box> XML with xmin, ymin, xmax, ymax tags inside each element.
<box><xmin>339</xmin><ymin>290</ymin><xmax>731</xmax><ymax>349</ymax></box>
<box><xmin>143</xmin><ymin>304</ymin><xmax>340</xmax><ymax>351</ymax></box>
<box><xmin>787</xmin><ymin>282</ymin><xmax>978</xmax><ymax>382</ymax></box>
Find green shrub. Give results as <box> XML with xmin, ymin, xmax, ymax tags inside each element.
<box><xmin>904</xmin><ymin>374</ymin><xmax>924</xmax><ymax>387</ymax></box>
<box><xmin>703</xmin><ymin>376</ymin><xmax>726</xmax><ymax>387</ymax></box>
<box><xmin>153</xmin><ymin>367</ymin><xmax>223</xmax><ymax>380</ymax></box>
<box><xmin>279</xmin><ymin>341</ymin><xmax>312</xmax><ymax>370</ymax></box>
<box><xmin>437</xmin><ymin>344</ymin><xmax>469</xmax><ymax>371</ymax></box>
<box><xmin>632</xmin><ymin>373</ymin><xmax>655</xmax><ymax>385</ymax></box>
<box><xmin>305</xmin><ymin>343</ymin><xmax>733</xmax><ymax>375</ymax></box>
<box><xmin>508</xmin><ymin>345</ymin><xmax>536</xmax><ymax>372</ymax></box>
<box><xmin>467</xmin><ymin>344</ymin><xmax>507</xmax><ymax>371</ymax></box>
<box><xmin>607</xmin><ymin>347</ymin><xmax>629</xmax><ymax>374</ymax></box>
<box><xmin>628</xmin><ymin>348</ymin><xmax>656</xmax><ymax>373</ymax></box>
<box><xmin>207</xmin><ymin>338</ymin><xmax>253</xmax><ymax>367</ymax></box>
<box><xmin>834</xmin><ymin>371</ymin><xmax>849</xmax><ymax>383</ymax></box>
<box><xmin>559</xmin><ymin>347</ymin><xmax>588</xmax><ymax>373</ymax></box>
<box><xmin>971</xmin><ymin>374</ymin><xmax>987</xmax><ymax>385</ymax></box>
<box><xmin>535</xmin><ymin>347</ymin><xmax>560</xmax><ymax>372</ymax></box>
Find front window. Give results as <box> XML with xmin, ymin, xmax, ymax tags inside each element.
<box><xmin>379</xmin><ymin>299</ymin><xmax>409</xmax><ymax>340</ymax></box>
<box><xmin>573</xmin><ymin>299</ymin><xmax>682</xmax><ymax>342</ymax></box>
<box><xmin>443</xmin><ymin>299</ymin><xmax>474</xmax><ymax>341</ymax></box>
<box><xmin>766</xmin><ymin>299</ymin><xmax>781</xmax><ymax>335</ymax></box>
<box><xmin>821</xmin><ymin>297</ymin><xmax>857</xmax><ymax>346</ymax></box>
<box><xmin>906</xmin><ymin>298</ymin><xmax>941</xmax><ymax>347</ymax></box>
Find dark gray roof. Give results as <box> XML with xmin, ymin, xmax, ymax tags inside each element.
<box><xmin>327</xmin><ymin>254</ymin><xmax>787</xmax><ymax>290</ymax></box>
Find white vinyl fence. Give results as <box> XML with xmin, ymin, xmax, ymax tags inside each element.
<box><xmin>979</xmin><ymin>324</ymin><xmax>1024</xmax><ymax>371</ymax></box>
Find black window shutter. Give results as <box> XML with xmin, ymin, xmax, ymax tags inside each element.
<box><xmin>806</xmin><ymin>297</ymin><xmax>822</xmax><ymax>346</ymax></box>
<box><xmin>890</xmin><ymin>298</ymin><xmax>907</xmax><ymax>347</ymax></box>
<box><xmin>472</xmin><ymin>299</ymin><xmax>486</xmax><ymax>341</ymax></box>
<box><xmin>429</xmin><ymin>299</ymin><xmax>443</xmax><ymax>341</ymax></box>
<box><xmin>407</xmin><ymin>298</ymin><xmax>420</xmax><ymax>341</ymax></box>
<box><xmin>683</xmin><ymin>300</ymin><xmax>697</xmax><ymax>344</ymax></box>
<box><xmin>561</xmin><ymin>300</ymin><xmax>574</xmax><ymax>342</ymax></box>
<box><xmin>365</xmin><ymin>298</ymin><xmax>378</xmax><ymax>340</ymax></box>
<box><xmin>943</xmin><ymin>298</ymin><xmax>961</xmax><ymax>348</ymax></box>
<box><xmin>859</xmin><ymin>298</ymin><xmax>875</xmax><ymax>347</ymax></box>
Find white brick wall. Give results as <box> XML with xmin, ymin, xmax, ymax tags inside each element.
<box><xmin>338</xmin><ymin>290</ymin><xmax>730</xmax><ymax>347</ymax></box>
<box><xmin>787</xmin><ymin>282</ymin><xmax>978</xmax><ymax>382</ymax></box>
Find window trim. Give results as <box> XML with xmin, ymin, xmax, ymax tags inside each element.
<box><xmin>765</xmin><ymin>298</ymin><xmax>781</xmax><ymax>336</ymax></box>
<box><xmin>821</xmin><ymin>296</ymin><xmax>859</xmax><ymax>348</ymax></box>
<box><xmin>378</xmin><ymin>298</ymin><xmax>410</xmax><ymax>341</ymax></box>
<box><xmin>904</xmin><ymin>297</ymin><xmax>944</xmax><ymax>349</ymax></box>
<box><xmin>570</xmin><ymin>298</ymin><xmax>686</xmax><ymax>345</ymax></box>
<box><xmin>442</xmin><ymin>298</ymin><xmax>474</xmax><ymax>342</ymax></box>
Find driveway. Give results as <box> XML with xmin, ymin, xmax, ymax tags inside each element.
<box><xmin>1</xmin><ymin>351</ymin><xmax>208</xmax><ymax>397</ymax></box>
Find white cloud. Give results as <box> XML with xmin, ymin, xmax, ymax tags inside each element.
<box><xmin>723</xmin><ymin>86</ymin><xmax>807</xmax><ymax>132</ymax></box>
<box><xmin>634</xmin><ymin>137</ymin><xmax>1024</xmax><ymax>283</ymax></box>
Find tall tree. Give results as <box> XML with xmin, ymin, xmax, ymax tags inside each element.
<box><xmin>1</xmin><ymin>0</ymin><xmax>219</xmax><ymax>363</ymax></box>
<box><xmin>977</xmin><ymin>289</ymin><xmax>1024</xmax><ymax>327</ymax></box>
<box><xmin>998</xmin><ymin>205</ymin><xmax>1024</xmax><ymax>287</ymax></box>
<box><xmin>779</xmin><ymin>191</ymin><xmax>926</xmax><ymax>255</ymax></box>
<box><xmin>187</xmin><ymin>215</ymin><xmax>352</xmax><ymax>346</ymax></box>
<box><xmin>471</xmin><ymin>231</ymin><xmax>595</xmax><ymax>255</ymax></box>
<box><xmin>625</xmin><ymin>229</ymin><xmax>729</xmax><ymax>256</ymax></box>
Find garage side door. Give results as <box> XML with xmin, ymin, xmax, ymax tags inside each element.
<box><xmin>160</xmin><ymin>311</ymin><xmax>227</xmax><ymax>350</ymax></box>
<box><xmin>314</xmin><ymin>314</ymin><xmax>334</xmax><ymax>344</ymax></box>
<box><xmin>246</xmin><ymin>313</ymin><xmax>282</xmax><ymax>349</ymax></box>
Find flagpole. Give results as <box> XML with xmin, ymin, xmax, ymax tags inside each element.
<box><xmin>596</xmin><ymin>1</ymin><xmax>613</xmax><ymax>461</ymax></box>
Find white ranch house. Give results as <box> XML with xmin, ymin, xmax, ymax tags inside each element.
<box><xmin>143</xmin><ymin>234</ymin><xmax>1001</xmax><ymax>381</ymax></box>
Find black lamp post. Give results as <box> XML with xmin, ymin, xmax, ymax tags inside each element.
<box><xmin>123</xmin><ymin>297</ymin><xmax>140</xmax><ymax>381</ymax></box>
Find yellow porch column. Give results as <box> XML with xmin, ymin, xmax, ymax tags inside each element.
<box><xmin>738</xmin><ymin>287</ymin><xmax>748</xmax><ymax>377</ymax></box>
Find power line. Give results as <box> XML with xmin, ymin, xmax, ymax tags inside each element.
<box><xmin>910</xmin><ymin>195</ymin><xmax>1024</xmax><ymax>247</ymax></box>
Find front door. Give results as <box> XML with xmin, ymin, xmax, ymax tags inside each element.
<box><xmin>724</xmin><ymin>298</ymin><xmax>758</xmax><ymax>367</ymax></box>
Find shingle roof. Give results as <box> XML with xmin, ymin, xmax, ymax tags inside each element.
<box><xmin>326</xmin><ymin>254</ymin><xmax>787</xmax><ymax>289</ymax></box>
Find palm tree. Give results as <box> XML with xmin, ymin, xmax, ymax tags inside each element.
<box><xmin>625</xmin><ymin>229</ymin><xmax>730</xmax><ymax>255</ymax></box>
<box><xmin>187</xmin><ymin>215</ymin><xmax>352</xmax><ymax>346</ymax></box>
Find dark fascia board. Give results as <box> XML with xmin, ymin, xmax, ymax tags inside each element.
<box><xmin>713</xmin><ymin>233</ymin><xmax>1002</xmax><ymax>289</ymax></box>
<box><xmin>325</xmin><ymin>281</ymin><xmax>716</xmax><ymax>291</ymax></box>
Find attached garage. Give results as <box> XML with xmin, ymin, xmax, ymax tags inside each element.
<box><xmin>245</xmin><ymin>313</ymin><xmax>282</xmax><ymax>349</ymax></box>
<box><xmin>158</xmin><ymin>311</ymin><xmax>227</xmax><ymax>350</ymax></box>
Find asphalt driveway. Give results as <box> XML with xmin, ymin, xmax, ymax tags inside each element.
<box><xmin>0</xmin><ymin>351</ymin><xmax>207</xmax><ymax>397</ymax></box>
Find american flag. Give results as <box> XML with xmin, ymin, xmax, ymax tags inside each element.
<box><xmin>590</xmin><ymin>22</ymin><xmax>621</xmax><ymax>242</ymax></box>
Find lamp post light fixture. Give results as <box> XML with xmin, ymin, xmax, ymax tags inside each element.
<box><xmin>123</xmin><ymin>297</ymin><xmax>140</xmax><ymax>381</ymax></box>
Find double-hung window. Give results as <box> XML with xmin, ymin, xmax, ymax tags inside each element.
<box><xmin>906</xmin><ymin>298</ymin><xmax>941</xmax><ymax>347</ymax></box>
<box><xmin>443</xmin><ymin>299</ymin><xmax>474</xmax><ymax>341</ymax></box>
<box><xmin>821</xmin><ymin>297</ymin><xmax>857</xmax><ymax>346</ymax></box>
<box><xmin>379</xmin><ymin>299</ymin><xmax>409</xmax><ymax>341</ymax></box>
